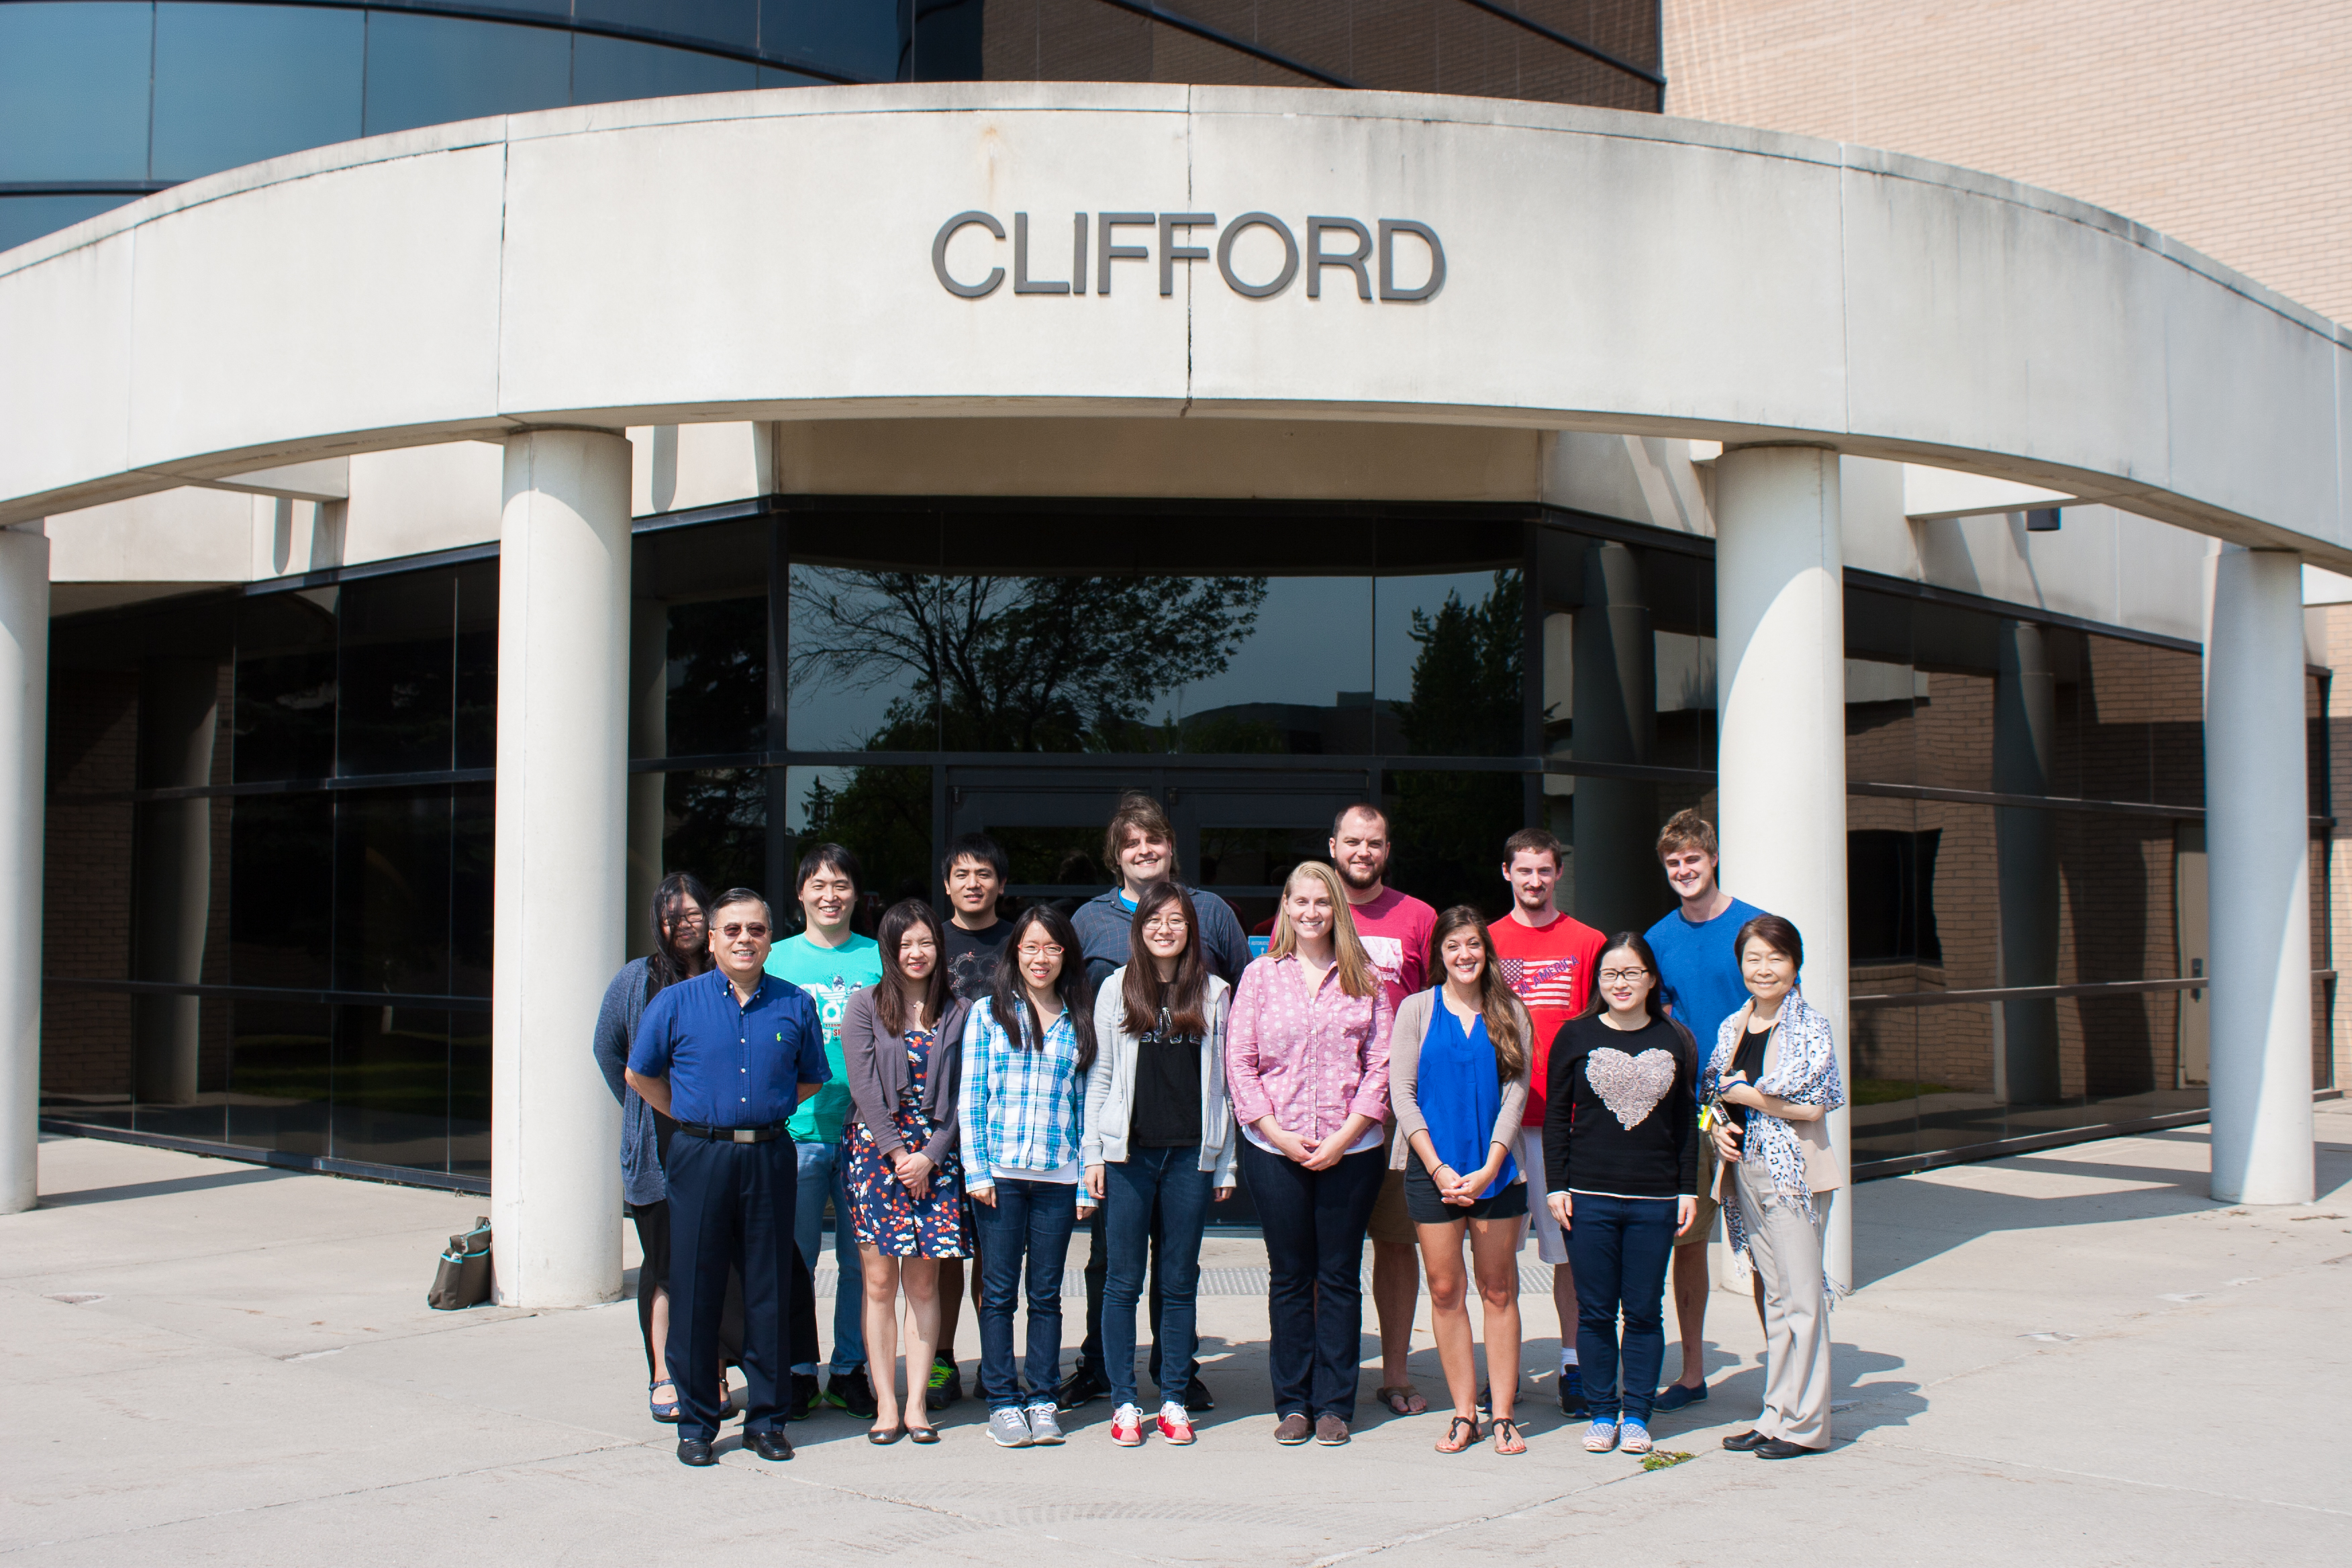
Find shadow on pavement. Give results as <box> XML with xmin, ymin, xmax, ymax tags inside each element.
<box><xmin>39</xmin><ymin>1166</ymin><xmax>299</xmax><ymax>1207</ymax></box>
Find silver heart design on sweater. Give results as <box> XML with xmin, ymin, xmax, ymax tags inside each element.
<box><xmin>1585</xmin><ymin>1047</ymin><xmax>1677</xmax><ymax>1131</ymax></box>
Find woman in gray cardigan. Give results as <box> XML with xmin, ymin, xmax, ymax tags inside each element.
<box><xmin>1387</xmin><ymin>905</ymin><xmax>1534</xmax><ymax>1454</ymax></box>
<box><xmin>839</xmin><ymin>899</ymin><xmax>974</xmax><ymax>1443</ymax></box>
<box><xmin>589</xmin><ymin>872</ymin><xmax>709</xmax><ymax>1422</ymax></box>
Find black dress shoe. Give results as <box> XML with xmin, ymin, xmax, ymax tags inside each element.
<box><xmin>1755</xmin><ymin>1437</ymin><xmax>1826</xmax><ymax>1459</ymax></box>
<box><xmin>1720</xmin><ymin>1428</ymin><xmax>1771</xmax><ymax>1451</ymax></box>
<box><xmin>1057</xmin><ymin>1363</ymin><xmax>1109</xmax><ymax>1407</ymax></box>
<box><xmin>746</xmin><ymin>1428</ymin><xmax>795</xmax><ymax>1461</ymax></box>
<box><xmin>677</xmin><ymin>1437</ymin><xmax>716</xmax><ymax>1467</ymax></box>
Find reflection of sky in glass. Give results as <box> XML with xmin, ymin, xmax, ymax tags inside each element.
<box><xmin>785</xmin><ymin>567</ymin><xmax>931</xmax><ymax>751</ymax></box>
<box><xmin>781</xmin><ymin>765</ymin><xmax>856</xmax><ymax>832</ymax></box>
<box><xmin>1173</xmin><ymin>578</ymin><xmax>1369</xmax><ymax>720</ymax></box>
<box><xmin>1373</xmin><ymin>573</ymin><xmax>1500</xmax><ymax>704</ymax></box>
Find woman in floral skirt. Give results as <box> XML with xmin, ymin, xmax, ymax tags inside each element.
<box><xmin>840</xmin><ymin>898</ymin><xmax>975</xmax><ymax>1444</ymax></box>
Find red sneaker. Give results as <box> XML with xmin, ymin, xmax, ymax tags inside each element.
<box><xmin>1110</xmin><ymin>1403</ymin><xmax>1145</xmax><ymax>1447</ymax></box>
<box><xmin>1156</xmin><ymin>1402</ymin><xmax>1195</xmax><ymax>1445</ymax></box>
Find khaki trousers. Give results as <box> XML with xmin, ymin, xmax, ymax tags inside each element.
<box><xmin>1732</xmin><ymin>1157</ymin><xmax>1832</xmax><ymax>1449</ymax></box>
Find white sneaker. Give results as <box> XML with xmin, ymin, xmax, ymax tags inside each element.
<box><xmin>1583</xmin><ymin>1418</ymin><xmax>1620</xmax><ymax>1453</ymax></box>
<box><xmin>987</xmin><ymin>1407</ymin><xmax>1032</xmax><ymax>1447</ymax></box>
<box><xmin>1025</xmin><ymin>1401</ymin><xmax>1065</xmax><ymax>1444</ymax></box>
<box><xmin>1619</xmin><ymin>1419</ymin><xmax>1653</xmax><ymax>1455</ymax></box>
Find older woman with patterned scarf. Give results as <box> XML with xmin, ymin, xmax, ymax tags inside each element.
<box><xmin>1702</xmin><ymin>914</ymin><xmax>1845</xmax><ymax>1460</ymax></box>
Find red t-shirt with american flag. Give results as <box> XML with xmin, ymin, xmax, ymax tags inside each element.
<box><xmin>1487</xmin><ymin>910</ymin><xmax>1608</xmax><ymax>1126</ymax></box>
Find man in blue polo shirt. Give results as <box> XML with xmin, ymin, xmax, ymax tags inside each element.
<box><xmin>628</xmin><ymin>887</ymin><xmax>830</xmax><ymax>1467</ymax></box>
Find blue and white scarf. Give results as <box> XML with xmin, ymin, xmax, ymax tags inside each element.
<box><xmin>1702</xmin><ymin>990</ymin><xmax>1845</xmax><ymax>1269</ymax></box>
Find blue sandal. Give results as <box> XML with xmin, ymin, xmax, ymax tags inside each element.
<box><xmin>649</xmin><ymin>1377</ymin><xmax>682</xmax><ymax>1423</ymax></box>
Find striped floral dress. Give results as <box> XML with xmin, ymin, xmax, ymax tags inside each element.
<box><xmin>840</xmin><ymin>1027</ymin><xmax>973</xmax><ymax>1259</ymax></box>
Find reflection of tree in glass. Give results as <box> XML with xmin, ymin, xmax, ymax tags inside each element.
<box><xmin>791</xmin><ymin>571</ymin><xmax>1269</xmax><ymax>752</ymax></box>
<box><xmin>660</xmin><ymin>600</ymin><xmax>768</xmax><ymax>897</ymax></box>
<box><xmin>800</xmin><ymin>767</ymin><xmax>934</xmax><ymax>916</ymax></box>
<box><xmin>1389</xmin><ymin>570</ymin><xmax>1525</xmax><ymax>918</ymax></box>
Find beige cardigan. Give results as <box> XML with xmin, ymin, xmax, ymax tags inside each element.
<box><xmin>1385</xmin><ymin>987</ymin><xmax>1534</xmax><ymax>1173</ymax></box>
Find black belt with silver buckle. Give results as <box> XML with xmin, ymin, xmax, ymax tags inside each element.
<box><xmin>677</xmin><ymin>1120</ymin><xmax>791</xmax><ymax>1144</ymax></box>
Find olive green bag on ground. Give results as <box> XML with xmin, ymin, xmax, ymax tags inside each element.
<box><xmin>428</xmin><ymin>1216</ymin><xmax>493</xmax><ymax>1310</ymax></box>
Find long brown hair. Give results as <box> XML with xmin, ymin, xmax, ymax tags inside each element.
<box><xmin>1122</xmin><ymin>881</ymin><xmax>1210</xmax><ymax>1036</ymax></box>
<box><xmin>987</xmin><ymin>905</ymin><xmax>1099</xmax><ymax>1074</ymax></box>
<box><xmin>1427</xmin><ymin>904</ymin><xmax>1526</xmax><ymax>1082</ymax></box>
<box><xmin>1266</xmin><ymin>861</ymin><xmax>1377</xmax><ymax>999</ymax></box>
<box><xmin>873</xmin><ymin>899</ymin><xmax>950</xmax><ymax>1034</ymax></box>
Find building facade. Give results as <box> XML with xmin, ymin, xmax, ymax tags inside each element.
<box><xmin>1</xmin><ymin>3</ymin><xmax>2338</xmax><ymax>1304</ymax></box>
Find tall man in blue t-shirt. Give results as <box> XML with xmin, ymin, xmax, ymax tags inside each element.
<box><xmin>1641</xmin><ymin>810</ymin><xmax>1765</xmax><ymax>1413</ymax></box>
<box><xmin>628</xmin><ymin>887</ymin><xmax>830</xmax><ymax>1466</ymax></box>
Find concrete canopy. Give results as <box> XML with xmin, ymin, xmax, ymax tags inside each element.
<box><xmin>0</xmin><ymin>82</ymin><xmax>2346</xmax><ymax>565</ymax></box>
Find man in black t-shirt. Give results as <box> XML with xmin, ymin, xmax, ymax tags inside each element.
<box><xmin>940</xmin><ymin>832</ymin><xmax>1014</xmax><ymax>1003</ymax></box>
<box><xmin>931</xmin><ymin>832</ymin><xmax>1012</xmax><ymax>1410</ymax></box>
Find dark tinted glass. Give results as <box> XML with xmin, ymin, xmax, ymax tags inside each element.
<box><xmin>235</xmin><ymin>591</ymin><xmax>338</xmax><ymax>783</ymax></box>
<box><xmin>230</xmin><ymin>792</ymin><xmax>334</xmax><ymax>988</ymax></box>
<box><xmin>228</xmin><ymin>998</ymin><xmax>334</xmax><ymax>1158</ymax></box>
<box><xmin>338</xmin><ymin>570</ymin><xmax>454</xmax><ymax>777</ymax></box>
<box><xmin>450</xmin><ymin>784</ymin><xmax>495</xmax><ymax>997</ymax></box>
<box><xmin>787</xmin><ymin>509</ymin><xmax>938</xmax><ymax>752</ymax></box>
<box><xmin>572</xmin><ymin>32</ymin><xmax>757</xmax><ymax>103</ymax></box>
<box><xmin>454</xmin><ymin>561</ymin><xmax>499</xmax><ymax>769</ymax></box>
<box><xmin>785</xmin><ymin>763</ymin><xmax>932</xmax><ymax>916</ymax></box>
<box><xmin>451</xmin><ymin>1009</ymin><xmax>492</xmax><ymax>1175</ymax></box>
<box><xmin>0</xmin><ymin>193</ymin><xmax>139</xmax><ymax>252</ymax></box>
<box><xmin>40</xmin><ymin>981</ymin><xmax>136</xmax><ymax>1128</ymax></box>
<box><xmin>134</xmin><ymin>993</ymin><xmax>232</xmax><ymax>1143</ymax></box>
<box><xmin>1378</xmin><ymin>565</ymin><xmax>1522</xmax><ymax>758</ymax></box>
<box><xmin>360</xmin><ymin>11</ymin><xmax>571</xmax><ymax>137</ymax></box>
<box><xmin>0</xmin><ymin>3</ymin><xmax>152</xmax><ymax>181</ymax></box>
<box><xmin>634</xmin><ymin>518</ymin><xmax>769</xmax><ymax>759</ymax></box>
<box><xmin>665</xmin><ymin>769</ymin><xmax>767</xmax><ymax>898</ymax></box>
<box><xmin>1846</xmin><ymin>1004</ymin><xmax>1918</xmax><ymax>1166</ymax></box>
<box><xmin>761</xmin><ymin>0</ymin><xmax>902</xmax><ymax>78</ymax></box>
<box><xmin>663</xmin><ymin>596</ymin><xmax>768</xmax><ymax>758</ymax></box>
<box><xmin>334</xmin><ymin>788</ymin><xmax>452</xmax><ymax>996</ymax></box>
<box><xmin>2075</xmin><ymin>635</ymin><xmax>2153</xmax><ymax>803</ymax></box>
<box><xmin>333</xmin><ymin>1005</ymin><xmax>449</xmax><ymax>1171</ymax></box>
<box><xmin>1384</xmin><ymin>767</ymin><xmax>1518</xmax><ymax>920</ymax></box>
<box><xmin>581</xmin><ymin>0</ymin><xmax>759</xmax><ymax>52</ymax></box>
<box><xmin>152</xmin><ymin>3</ymin><xmax>364</xmax><ymax>182</ymax></box>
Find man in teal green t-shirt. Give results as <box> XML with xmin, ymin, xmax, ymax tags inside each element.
<box><xmin>765</xmin><ymin>842</ymin><xmax>884</xmax><ymax>1419</ymax></box>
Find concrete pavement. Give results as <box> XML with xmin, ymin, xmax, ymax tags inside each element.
<box><xmin>4</xmin><ymin>1107</ymin><xmax>2349</xmax><ymax>1565</ymax></box>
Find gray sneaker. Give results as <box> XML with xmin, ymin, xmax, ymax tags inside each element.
<box><xmin>987</xmin><ymin>1407</ymin><xmax>1033</xmax><ymax>1448</ymax></box>
<box><xmin>1024</xmin><ymin>1402</ymin><xmax>1065</xmax><ymax>1444</ymax></box>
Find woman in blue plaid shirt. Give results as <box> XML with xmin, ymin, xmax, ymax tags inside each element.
<box><xmin>958</xmin><ymin>905</ymin><xmax>1099</xmax><ymax>1448</ymax></box>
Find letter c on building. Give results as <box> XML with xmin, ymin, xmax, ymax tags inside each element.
<box><xmin>933</xmin><ymin>211</ymin><xmax>1006</xmax><ymax>297</ymax></box>
<box><xmin>1216</xmin><ymin>213</ymin><xmax>1300</xmax><ymax>299</ymax></box>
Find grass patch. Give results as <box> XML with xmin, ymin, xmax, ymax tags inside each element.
<box><xmin>1851</xmin><ymin>1077</ymin><xmax>1953</xmax><ymax>1106</ymax></box>
<box><xmin>1641</xmin><ymin>1450</ymin><xmax>1694</xmax><ymax>1471</ymax></box>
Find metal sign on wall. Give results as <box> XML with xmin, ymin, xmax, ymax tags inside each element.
<box><xmin>932</xmin><ymin>210</ymin><xmax>1445</xmax><ymax>301</ymax></box>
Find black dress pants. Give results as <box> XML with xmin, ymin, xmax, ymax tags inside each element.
<box><xmin>664</xmin><ymin>1132</ymin><xmax>797</xmax><ymax>1441</ymax></box>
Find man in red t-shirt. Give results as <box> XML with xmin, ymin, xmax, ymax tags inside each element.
<box><xmin>1487</xmin><ymin>826</ymin><xmax>1607</xmax><ymax>1416</ymax></box>
<box><xmin>1331</xmin><ymin>803</ymin><xmax>1438</xmax><ymax>1417</ymax></box>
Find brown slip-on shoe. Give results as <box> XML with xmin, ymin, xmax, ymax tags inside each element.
<box><xmin>1274</xmin><ymin>1413</ymin><xmax>1313</xmax><ymax>1444</ymax></box>
<box><xmin>1314</xmin><ymin>1415</ymin><xmax>1350</xmax><ymax>1446</ymax></box>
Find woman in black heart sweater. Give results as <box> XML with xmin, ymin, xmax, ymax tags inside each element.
<box><xmin>1541</xmin><ymin>930</ymin><xmax>1698</xmax><ymax>1456</ymax></box>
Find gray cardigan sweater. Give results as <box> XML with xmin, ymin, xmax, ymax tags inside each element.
<box><xmin>840</xmin><ymin>984</ymin><xmax>971</xmax><ymax>1167</ymax></box>
<box><xmin>1081</xmin><ymin>969</ymin><xmax>1238</xmax><ymax>1185</ymax></box>
<box><xmin>591</xmin><ymin>957</ymin><xmax>665</xmax><ymax>1206</ymax></box>
<box><xmin>1385</xmin><ymin>987</ymin><xmax>1534</xmax><ymax>1173</ymax></box>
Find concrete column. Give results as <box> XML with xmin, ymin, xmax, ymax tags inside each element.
<box><xmin>1993</xmin><ymin>620</ymin><xmax>2061</xmax><ymax>1106</ymax></box>
<box><xmin>1</xmin><ymin>525</ymin><xmax>48</xmax><ymax>1214</ymax></box>
<box><xmin>1713</xmin><ymin>446</ymin><xmax>1852</xmax><ymax>1293</ymax></box>
<box><xmin>625</xmin><ymin>597</ymin><xmax>668</xmax><ymax>961</ymax></box>
<box><xmin>1571</xmin><ymin>540</ymin><xmax>1661</xmax><ymax>937</ymax></box>
<box><xmin>491</xmin><ymin>430</ymin><xmax>632</xmax><ymax>1306</ymax></box>
<box><xmin>131</xmin><ymin>658</ymin><xmax>220</xmax><ymax>1106</ymax></box>
<box><xmin>2205</xmin><ymin>546</ymin><xmax>2314</xmax><ymax>1204</ymax></box>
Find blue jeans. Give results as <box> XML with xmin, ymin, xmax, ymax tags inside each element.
<box><xmin>792</xmin><ymin>1139</ymin><xmax>864</xmax><ymax>1375</ymax></box>
<box><xmin>1102</xmin><ymin>1146</ymin><xmax>1212</xmax><ymax>1410</ymax></box>
<box><xmin>971</xmin><ymin>1178</ymin><xmax>1079</xmax><ymax>1411</ymax></box>
<box><xmin>1564</xmin><ymin>1192</ymin><xmax>1679</xmax><ymax>1424</ymax></box>
<box><xmin>1238</xmin><ymin>1139</ymin><xmax>1385</xmax><ymax>1422</ymax></box>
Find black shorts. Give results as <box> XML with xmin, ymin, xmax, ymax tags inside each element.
<box><xmin>1403</xmin><ymin>1161</ymin><xmax>1530</xmax><ymax>1226</ymax></box>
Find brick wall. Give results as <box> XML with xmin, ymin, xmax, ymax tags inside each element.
<box><xmin>1665</xmin><ymin>0</ymin><xmax>2352</xmax><ymax>323</ymax></box>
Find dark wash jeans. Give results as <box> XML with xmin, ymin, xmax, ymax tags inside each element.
<box><xmin>1564</xmin><ymin>1191</ymin><xmax>1679</xmax><ymax>1424</ymax></box>
<box><xmin>1238</xmin><ymin>1139</ymin><xmax>1385</xmax><ymax>1422</ymax></box>
<box><xmin>1101</xmin><ymin>1145</ymin><xmax>1214</xmax><ymax>1410</ymax></box>
<box><xmin>972</xmin><ymin>1177</ymin><xmax>1079</xmax><ymax>1412</ymax></box>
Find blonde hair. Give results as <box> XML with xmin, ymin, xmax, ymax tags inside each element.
<box><xmin>1267</xmin><ymin>861</ymin><xmax>1377</xmax><ymax>999</ymax></box>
